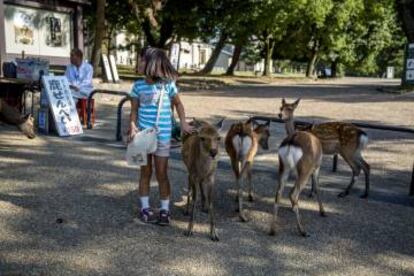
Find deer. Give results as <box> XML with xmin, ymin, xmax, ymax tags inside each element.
<box><xmin>182</xmin><ymin>118</ymin><xmax>224</xmax><ymax>241</ymax></box>
<box><xmin>225</xmin><ymin>118</ymin><xmax>270</xmax><ymax>222</ymax></box>
<box><xmin>270</xmin><ymin>98</ymin><xmax>325</xmax><ymax>237</ymax></box>
<box><xmin>0</xmin><ymin>99</ymin><xmax>36</xmax><ymax>139</ymax></box>
<box><xmin>294</xmin><ymin>105</ymin><xmax>370</xmax><ymax>198</ymax></box>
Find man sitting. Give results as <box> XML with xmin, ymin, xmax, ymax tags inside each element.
<box><xmin>65</xmin><ymin>48</ymin><xmax>93</xmax><ymax>103</ymax></box>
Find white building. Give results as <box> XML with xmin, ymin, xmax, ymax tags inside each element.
<box><xmin>114</xmin><ymin>32</ymin><xmax>263</xmax><ymax>73</ymax></box>
<box><xmin>115</xmin><ymin>32</ymin><xmax>136</xmax><ymax>66</ymax></box>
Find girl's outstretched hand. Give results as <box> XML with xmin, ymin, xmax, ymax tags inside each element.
<box><xmin>127</xmin><ymin>122</ymin><xmax>139</xmax><ymax>143</ymax></box>
<box><xmin>181</xmin><ymin>121</ymin><xmax>194</xmax><ymax>134</ymax></box>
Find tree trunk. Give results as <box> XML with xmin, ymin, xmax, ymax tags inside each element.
<box><xmin>396</xmin><ymin>0</ymin><xmax>414</xmax><ymax>43</ymax></box>
<box><xmin>106</xmin><ymin>26</ymin><xmax>114</xmax><ymax>56</ymax></box>
<box><xmin>199</xmin><ymin>32</ymin><xmax>228</xmax><ymax>75</ymax></box>
<box><xmin>263</xmin><ymin>38</ymin><xmax>275</xmax><ymax>77</ymax></box>
<box><xmin>306</xmin><ymin>45</ymin><xmax>318</xmax><ymax>78</ymax></box>
<box><xmin>91</xmin><ymin>0</ymin><xmax>106</xmax><ymax>77</ymax></box>
<box><xmin>331</xmin><ymin>59</ymin><xmax>338</xmax><ymax>78</ymax></box>
<box><xmin>225</xmin><ymin>44</ymin><xmax>242</xmax><ymax>76</ymax></box>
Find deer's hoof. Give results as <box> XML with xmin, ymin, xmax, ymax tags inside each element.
<box><xmin>360</xmin><ymin>193</ymin><xmax>369</xmax><ymax>199</ymax></box>
<box><xmin>338</xmin><ymin>191</ymin><xmax>349</xmax><ymax>198</ymax></box>
<box><xmin>184</xmin><ymin>230</ymin><xmax>193</xmax><ymax>237</ymax></box>
<box><xmin>300</xmin><ymin>232</ymin><xmax>310</xmax><ymax>238</ymax></box>
<box><xmin>308</xmin><ymin>192</ymin><xmax>314</xmax><ymax>198</ymax></box>
<box><xmin>210</xmin><ymin>233</ymin><xmax>219</xmax><ymax>242</ymax></box>
<box><xmin>239</xmin><ymin>213</ymin><xmax>248</xmax><ymax>222</ymax></box>
<box><xmin>320</xmin><ymin>211</ymin><xmax>327</xmax><ymax>217</ymax></box>
<box><xmin>201</xmin><ymin>207</ymin><xmax>209</xmax><ymax>214</ymax></box>
<box><xmin>248</xmin><ymin>195</ymin><xmax>254</xmax><ymax>202</ymax></box>
<box><xmin>269</xmin><ymin>228</ymin><xmax>276</xmax><ymax>236</ymax></box>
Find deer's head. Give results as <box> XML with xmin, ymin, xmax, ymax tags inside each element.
<box><xmin>252</xmin><ymin>119</ymin><xmax>270</xmax><ymax>150</ymax></box>
<box><xmin>232</xmin><ymin>120</ymin><xmax>254</xmax><ymax>138</ymax></box>
<box><xmin>18</xmin><ymin>114</ymin><xmax>36</xmax><ymax>139</ymax></box>
<box><xmin>278</xmin><ymin>98</ymin><xmax>300</xmax><ymax>121</ymax></box>
<box><xmin>193</xmin><ymin>118</ymin><xmax>223</xmax><ymax>159</ymax></box>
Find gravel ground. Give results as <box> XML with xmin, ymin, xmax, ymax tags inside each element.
<box><xmin>0</xmin><ymin>77</ymin><xmax>413</xmax><ymax>275</ymax></box>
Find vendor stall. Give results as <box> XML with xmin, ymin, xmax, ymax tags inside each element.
<box><xmin>0</xmin><ymin>0</ymin><xmax>90</xmax><ymax>111</ymax></box>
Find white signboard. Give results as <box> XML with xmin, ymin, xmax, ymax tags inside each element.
<box><xmin>4</xmin><ymin>4</ymin><xmax>72</xmax><ymax>57</ymax></box>
<box><xmin>102</xmin><ymin>54</ymin><xmax>113</xmax><ymax>82</ymax></box>
<box><xmin>407</xmin><ymin>70</ymin><xmax>414</xmax><ymax>81</ymax></box>
<box><xmin>42</xmin><ymin>76</ymin><xmax>83</xmax><ymax>136</ymax></box>
<box><xmin>109</xmin><ymin>54</ymin><xmax>120</xmax><ymax>82</ymax></box>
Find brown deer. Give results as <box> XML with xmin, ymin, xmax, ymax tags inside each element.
<box><xmin>270</xmin><ymin>99</ymin><xmax>325</xmax><ymax>237</ymax></box>
<box><xmin>0</xmin><ymin>99</ymin><xmax>36</xmax><ymax>139</ymax></box>
<box><xmin>294</xmin><ymin>109</ymin><xmax>370</xmax><ymax>198</ymax></box>
<box><xmin>182</xmin><ymin>118</ymin><xmax>223</xmax><ymax>241</ymax></box>
<box><xmin>225</xmin><ymin>119</ymin><xmax>270</xmax><ymax>222</ymax></box>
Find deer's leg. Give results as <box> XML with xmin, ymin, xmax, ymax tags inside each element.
<box><xmin>356</xmin><ymin>155</ymin><xmax>370</xmax><ymax>198</ymax></box>
<box><xmin>246</xmin><ymin>163</ymin><xmax>255</xmax><ymax>202</ymax></box>
<box><xmin>185</xmin><ymin>175</ymin><xmax>192</xmax><ymax>216</ymax></box>
<box><xmin>290</xmin><ymin>172</ymin><xmax>311</xmax><ymax>237</ymax></box>
<box><xmin>233</xmin><ymin>160</ymin><xmax>241</xmax><ymax>203</ymax></box>
<box><xmin>207</xmin><ymin>176</ymin><xmax>219</xmax><ymax>241</ymax></box>
<box><xmin>237</xmin><ymin>176</ymin><xmax>248</xmax><ymax>222</ymax></box>
<box><xmin>308</xmin><ymin>175</ymin><xmax>315</xmax><ymax>198</ymax></box>
<box><xmin>312</xmin><ymin>168</ymin><xmax>326</xmax><ymax>217</ymax></box>
<box><xmin>338</xmin><ymin>152</ymin><xmax>361</xmax><ymax>198</ymax></box>
<box><xmin>200</xmin><ymin>180</ymin><xmax>208</xmax><ymax>213</ymax></box>
<box><xmin>185</xmin><ymin>180</ymin><xmax>198</xmax><ymax>237</ymax></box>
<box><xmin>270</xmin><ymin>160</ymin><xmax>289</xmax><ymax>236</ymax></box>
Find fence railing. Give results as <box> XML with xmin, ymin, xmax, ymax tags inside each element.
<box><xmin>86</xmin><ymin>89</ymin><xmax>130</xmax><ymax>141</ymax></box>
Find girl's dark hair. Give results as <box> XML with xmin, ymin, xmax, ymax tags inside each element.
<box><xmin>140</xmin><ymin>47</ymin><xmax>179</xmax><ymax>82</ymax></box>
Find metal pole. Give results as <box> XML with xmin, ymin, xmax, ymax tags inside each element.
<box><xmin>332</xmin><ymin>154</ymin><xmax>338</xmax><ymax>172</ymax></box>
<box><xmin>116</xmin><ymin>96</ymin><xmax>130</xmax><ymax>141</ymax></box>
<box><xmin>410</xmin><ymin>162</ymin><xmax>414</xmax><ymax>196</ymax></box>
<box><xmin>87</xmin><ymin>90</ymin><xmax>98</xmax><ymax>129</ymax></box>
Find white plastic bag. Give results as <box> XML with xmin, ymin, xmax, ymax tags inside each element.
<box><xmin>126</xmin><ymin>127</ymin><xmax>158</xmax><ymax>166</ymax></box>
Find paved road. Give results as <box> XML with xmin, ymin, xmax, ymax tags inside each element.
<box><xmin>1</xmin><ymin>78</ymin><xmax>413</xmax><ymax>275</ymax></box>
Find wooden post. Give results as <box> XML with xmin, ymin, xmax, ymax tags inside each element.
<box><xmin>410</xmin><ymin>162</ymin><xmax>414</xmax><ymax>196</ymax></box>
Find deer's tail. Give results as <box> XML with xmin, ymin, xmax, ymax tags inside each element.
<box><xmin>357</xmin><ymin>130</ymin><xmax>369</xmax><ymax>152</ymax></box>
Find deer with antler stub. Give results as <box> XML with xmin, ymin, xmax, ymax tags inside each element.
<box><xmin>182</xmin><ymin>118</ymin><xmax>224</xmax><ymax>241</ymax></box>
<box><xmin>225</xmin><ymin>119</ymin><xmax>270</xmax><ymax>222</ymax></box>
<box><xmin>0</xmin><ymin>99</ymin><xmax>36</xmax><ymax>139</ymax></box>
<box><xmin>294</xmin><ymin>103</ymin><xmax>370</xmax><ymax>198</ymax></box>
<box><xmin>270</xmin><ymin>99</ymin><xmax>325</xmax><ymax>237</ymax></box>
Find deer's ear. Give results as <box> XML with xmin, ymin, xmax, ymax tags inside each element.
<box><xmin>281</xmin><ymin>98</ymin><xmax>286</xmax><ymax>105</ymax></box>
<box><xmin>215</xmin><ymin>118</ymin><xmax>225</xmax><ymax>131</ymax></box>
<box><xmin>192</xmin><ymin>118</ymin><xmax>201</xmax><ymax>127</ymax></box>
<box><xmin>293</xmin><ymin>98</ymin><xmax>301</xmax><ymax>108</ymax></box>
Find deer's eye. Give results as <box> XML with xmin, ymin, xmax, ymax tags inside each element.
<box><xmin>200</xmin><ymin>137</ymin><xmax>205</xmax><ymax>142</ymax></box>
<box><xmin>217</xmin><ymin>137</ymin><xmax>221</xmax><ymax>141</ymax></box>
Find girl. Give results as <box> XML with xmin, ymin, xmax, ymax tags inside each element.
<box><xmin>128</xmin><ymin>47</ymin><xmax>193</xmax><ymax>225</ymax></box>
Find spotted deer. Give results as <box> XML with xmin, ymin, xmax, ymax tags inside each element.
<box><xmin>295</xmin><ymin>105</ymin><xmax>370</xmax><ymax>198</ymax></box>
<box><xmin>182</xmin><ymin>118</ymin><xmax>224</xmax><ymax>241</ymax></box>
<box><xmin>0</xmin><ymin>99</ymin><xmax>36</xmax><ymax>139</ymax></box>
<box><xmin>225</xmin><ymin>119</ymin><xmax>270</xmax><ymax>222</ymax></box>
<box><xmin>270</xmin><ymin>99</ymin><xmax>325</xmax><ymax>237</ymax></box>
